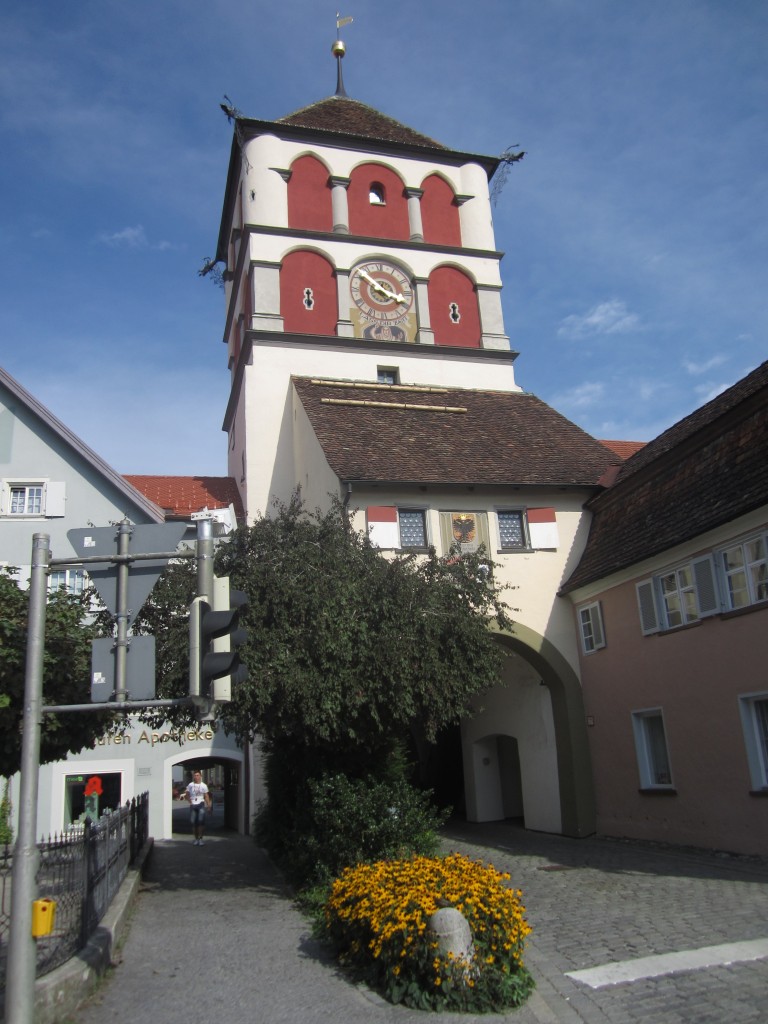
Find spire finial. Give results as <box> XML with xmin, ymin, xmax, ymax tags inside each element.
<box><xmin>333</xmin><ymin>13</ymin><xmax>353</xmax><ymax>97</ymax></box>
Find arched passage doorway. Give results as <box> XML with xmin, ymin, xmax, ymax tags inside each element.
<box><xmin>165</xmin><ymin>752</ymin><xmax>246</xmax><ymax>839</ymax></box>
<box><xmin>461</xmin><ymin>623</ymin><xmax>596</xmax><ymax>838</ymax></box>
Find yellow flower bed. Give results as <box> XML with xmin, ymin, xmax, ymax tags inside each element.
<box><xmin>324</xmin><ymin>852</ymin><xmax>534</xmax><ymax>1011</ymax></box>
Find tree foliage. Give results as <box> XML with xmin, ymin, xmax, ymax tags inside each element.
<box><xmin>0</xmin><ymin>568</ymin><xmax>115</xmax><ymax>778</ymax></box>
<box><xmin>215</xmin><ymin>496</ymin><xmax>514</xmax><ymax>753</ymax></box>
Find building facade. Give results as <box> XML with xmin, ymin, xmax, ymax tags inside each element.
<box><xmin>1</xmin><ymin>366</ymin><xmax>247</xmax><ymax>840</ymax></box>
<box><xmin>564</xmin><ymin>361</ymin><xmax>768</xmax><ymax>855</ymax></box>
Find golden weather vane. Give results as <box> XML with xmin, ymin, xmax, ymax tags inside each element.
<box><xmin>333</xmin><ymin>12</ymin><xmax>354</xmax><ymax>96</ymax></box>
<box><xmin>336</xmin><ymin>12</ymin><xmax>354</xmax><ymax>37</ymax></box>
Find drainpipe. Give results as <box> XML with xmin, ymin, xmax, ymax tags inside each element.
<box><xmin>342</xmin><ymin>482</ymin><xmax>353</xmax><ymax>531</ymax></box>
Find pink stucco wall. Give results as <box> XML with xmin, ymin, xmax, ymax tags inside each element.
<box><xmin>577</xmin><ymin>573</ymin><xmax>768</xmax><ymax>855</ymax></box>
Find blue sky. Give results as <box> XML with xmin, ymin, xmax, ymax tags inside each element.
<box><xmin>1</xmin><ymin>1</ymin><xmax>765</xmax><ymax>474</ymax></box>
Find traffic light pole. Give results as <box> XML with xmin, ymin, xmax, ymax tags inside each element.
<box><xmin>6</xmin><ymin>522</ymin><xmax>227</xmax><ymax>1023</ymax></box>
<box><xmin>114</xmin><ymin>521</ymin><xmax>131</xmax><ymax>704</ymax></box>
<box><xmin>196</xmin><ymin>518</ymin><xmax>214</xmax><ymax>603</ymax></box>
<box><xmin>5</xmin><ymin>534</ymin><xmax>49</xmax><ymax>1024</ymax></box>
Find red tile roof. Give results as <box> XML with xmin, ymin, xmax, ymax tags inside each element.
<box><xmin>292</xmin><ymin>378</ymin><xmax>619</xmax><ymax>487</ymax></box>
<box><xmin>564</xmin><ymin>360</ymin><xmax>768</xmax><ymax>592</ymax></box>
<box><xmin>599</xmin><ymin>439</ymin><xmax>646</xmax><ymax>459</ymax></box>
<box><xmin>123</xmin><ymin>476</ymin><xmax>243</xmax><ymax>521</ymax></box>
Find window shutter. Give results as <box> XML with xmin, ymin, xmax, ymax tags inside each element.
<box><xmin>636</xmin><ymin>580</ymin><xmax>660</xmax><ymax>635</ymax></box>
<box><xmin>528</xmin><ymin>507</ymin><xmax>559</xmax><ymax>549</ymax></box>
<box><xmin>692</xmin><ymin>554</ymin><xmax>720</xmax><ymax>617</ymax></box>
<box><xmin>367</xmin><ymin>506</ymin><xmax>398</xmax><ymax>548</ymax></box>
<box><xmin>591</xmin><ymin>603</ymin><xmax>605</xmax><ymax>648</ymax></box>
<box><xmin>45</xmin><ymin>481</ymin><xmax>66</xmax><ymax>517</ymax></box>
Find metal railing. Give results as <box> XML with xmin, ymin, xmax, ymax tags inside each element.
<box><xmin>0</xmin><ymin>793</ymin><xmax>148</xmax><ymax>990</ymax></box>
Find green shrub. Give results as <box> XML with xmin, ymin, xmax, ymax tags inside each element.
<box><xmin>254</xmin><ymin>743</ymin><xmax>448</xmax><ymax>887</ymax></box>
<box><xmin>301</xmin><ymin>773</ymin><xmax>447</xmax><ymax>881</ymax></box>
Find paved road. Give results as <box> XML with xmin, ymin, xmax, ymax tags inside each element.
<box><xmin>76</xmin><ymin>816</ymin><xmax>768</xmax><ymax>1024</ymax></box>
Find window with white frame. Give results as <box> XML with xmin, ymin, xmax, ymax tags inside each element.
<box><xmin>632</xmin><ymin>708</ymin><xmax>673</xmax><ymax>788</ymax></box>
<box><xmin>578</xmin><ymin>602</ymin><xmax>606</xmax><ymax>654</ymax></box>
<box><xmin>636</xmin><ymin>555</ymin><xmax>720</xmax><ymax>634</ymax></box>
<box><xmin>738</xmin><ymin>693</ymin><xmax>768</xmax><ymax>790</ymax></box>
<box><xmin>48</xmin><ymin>568</ymin><xmax>88</xmax><ymax>596</ymax></box>
<box><xmin>367</xmin><ymin>506</ymin><xmax>427</xmax><ymax>550</ymax></box>
<box><xmin>1</xmin><ymin>480</ymin><xmax>66</xmax><ymax>518</ymax></box>
<box><xmin>10</xmin><ymin>484</ymin><xmax>43</xmax><ymax>515</ymax></box>
<box><xmin>720</xmin><ymin>533</ymin><xmax>768</xmax><ymax>610</ymax></box>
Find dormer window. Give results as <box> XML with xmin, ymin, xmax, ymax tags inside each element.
<box><xmin>369</xmin><ymin>183</ymin><xmax>386</xmax><ymax>205</ymax></box>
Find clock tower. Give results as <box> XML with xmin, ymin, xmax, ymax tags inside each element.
<box><xmin>214</xmin><ymin>37</ymin><xmax>522</xmax><ymax>518</ymax></box>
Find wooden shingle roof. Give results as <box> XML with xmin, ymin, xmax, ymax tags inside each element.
<box><xmin>564</xmin><ymin>360</ymin><xmax>768</xmax><ymax>592</ymax></box>
<box><xmin>292</xmin><ymin>377</ymin><xmax>619</xmax><ymax>487</ymax></box>
<box><xmin>279</xmin><ymin>96</ymin><xmax>448</xmax><ymax>151</ymax></box>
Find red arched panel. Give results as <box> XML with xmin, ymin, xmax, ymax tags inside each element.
<box><xmin>281</xmin><ymin>251</ymin><xmax>337</xmax><ymax>336</ymax></box>
<box><xmin>428</xmin><ymin>266</ymin><xmax>481</xmax><ymax>348</ymax></box>
<box><xmin>287</xmin><ymin>155</ymin><xmax>332</xmax><ymax>232</ymax></box>
<box><xmin>348</xmin><ymin>163</ymin><xmax>409</xmax><ymax>240</ymax></box>
<box><xmin>420</xmin><ymin>174</ymin><xmax>461</xmax><ymax>247</ymax></box>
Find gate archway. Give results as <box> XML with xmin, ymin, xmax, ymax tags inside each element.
<box><xmin>462</xmin><ymin>622</ymin><xmax>595</xmax><ymax>838</ymax></box>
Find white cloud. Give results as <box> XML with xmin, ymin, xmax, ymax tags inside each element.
<box><xmin>694</xmin><ymin>380</ymin><xmax>733</xmax><ymax>403</ymax></box>
<box><xmin>96</xmin><ymin>225</ymin><xmax>177</xmax><ymax>251</ymax></box>
<box><xmin>683</xmin><ymin>355</ymin><xmax>727</xmax><ymax>376</ymax></box>
<box><xmin>557</xmin><ymin>300</ymin><xmax>641</xmax><ymax>340</ymax></box>
<box><xmin>98</xmin><ymin>225</ymin><xmax>148</xmax><ymax>249</ymax></box>
<box><xmin>551</xmin><ymin>381</ymin><xmax>605</xmax><ymax>411</ymax></box>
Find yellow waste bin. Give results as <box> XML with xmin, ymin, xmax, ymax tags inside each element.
<box><xmin>31</xmin><ymin>898</ymin><xmax>56</xmax><ymax>938</ymax></box>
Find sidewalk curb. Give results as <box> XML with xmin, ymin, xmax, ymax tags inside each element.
<box><xmin>31</xmin><ymin>838</ymin><xmax>154</xmax><ymax>1024</ymax></box>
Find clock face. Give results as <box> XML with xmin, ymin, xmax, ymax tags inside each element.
<box><xmin>350</xmin><ymin>261</ymin><xmax>414</xmax><ymax>324</ymax></box>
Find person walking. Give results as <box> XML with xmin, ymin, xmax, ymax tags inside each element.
<box><xmin>185</xmin><ymin>770</ymin><xmax>212</xmax><ymax>845</ymax></box>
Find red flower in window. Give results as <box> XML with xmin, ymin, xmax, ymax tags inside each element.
<box><xmin>84</xmin><ymin>776</ymin><xmax>103</xmax><ymax>797</ymax></box>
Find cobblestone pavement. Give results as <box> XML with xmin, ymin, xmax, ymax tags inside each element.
<box><xmin>76</xmin><ymin>818</ymin><xmax>768</xmax><ymax>1024</ymax></box>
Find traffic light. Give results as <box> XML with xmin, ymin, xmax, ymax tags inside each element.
<box><xmin>189</xmin><ymin>575</ymin><xmax>248</xmax><ymax>703</ymax></box>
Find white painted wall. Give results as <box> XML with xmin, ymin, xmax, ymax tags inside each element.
<box><xmin>9</xmin><ymin>719</ymin><xmax>244</xmax><ymax>841</ymax></box>
<box><xmin>462</xmin><ymin>652</ymin><xmax>562</xmax><ymax>833</ymax></box>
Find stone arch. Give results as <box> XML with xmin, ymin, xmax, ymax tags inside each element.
<box><xmin>462</xmin><ymin>622</ymin><xmax>596</xmax><ymax>838</ymax></box>
<box><xmin>494</xmin><ymin>621</ymin><xmax>596</xmax><ymax>837</ymax></box>
<box><xmin>164</xmin><ymin>748</ymin><xmax>246</xmax><ymax>839</ymax></box>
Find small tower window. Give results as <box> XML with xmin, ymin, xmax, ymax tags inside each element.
<box><xmin>369</xmin><ymin>183</ymin><xmax>386</xmax><ymax>205</ymax></box>
<box><xmin>377</xmin><ymin>366</ymin><xmax>399</xmax><ymax>385</ymax></box>
<box><xmin>449</xmin><ymin>302</ymin><xmax>461</xmax><ymax>324</ymax></box>
<box><xmin>303</xmin><ymin>287</ymin><xmax>315</xmax><ymax>310</ymax></box>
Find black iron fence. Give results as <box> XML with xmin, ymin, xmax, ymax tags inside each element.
<box><xmin>0</xmin><ymin>793</ymin><xmax>149</xmax><ymax>990</ymax></box>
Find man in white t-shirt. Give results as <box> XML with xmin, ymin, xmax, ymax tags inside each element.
<box><xmin>185</xmin><ymin>771</ymin><xmax>212</xmax><ymax>846</ymax></box>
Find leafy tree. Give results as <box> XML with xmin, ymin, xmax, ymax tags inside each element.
<box><xmin>215</xmin><ymin>495</ymin><xmax>514</xmax><ymax>755</ymax></box>
<box><xmin>0</xmin><ymin>568</ymin><xmax>115</xmax><ymax>778</ymax></box>
<box><xmin>215</xmin><ymin>496</ymin><xmax>514</xmax><ymax>884</ymax></box>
